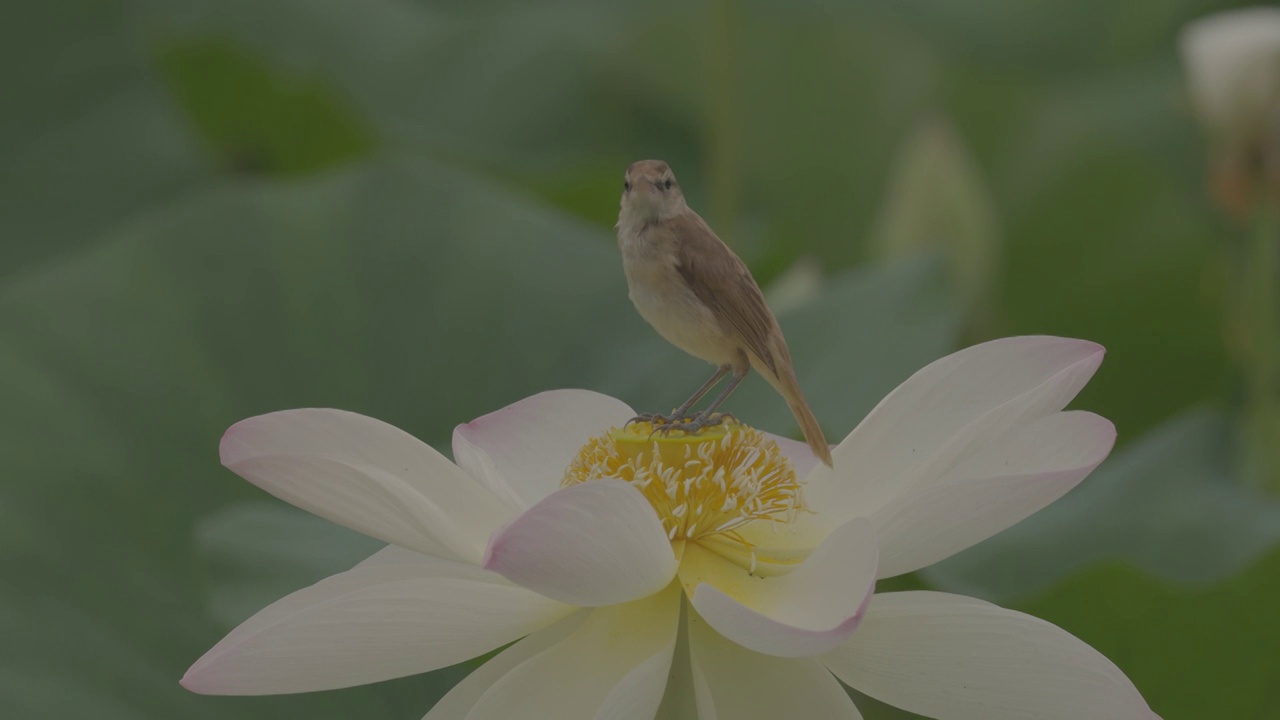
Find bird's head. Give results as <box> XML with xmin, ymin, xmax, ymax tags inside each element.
<box><xmin>619</xmin><ymin>159</ymin><xmax>687</xmax><ymax>223</ymax></box>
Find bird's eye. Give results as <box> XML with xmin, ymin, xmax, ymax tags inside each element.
<box><xmin>623</xmin><ymin>180</ymin><xmax>632</xmax><ymax>191</ymax></box>
<box><xmin>663</xmin><ymin>178</ymin><xmax>673</xmax><ymax>190</ymax></box>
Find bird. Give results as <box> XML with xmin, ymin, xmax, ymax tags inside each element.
<box><xmin>615</xmin><ymin>159</ymin><xmax>832</xmax><ymax>466</ymax></box>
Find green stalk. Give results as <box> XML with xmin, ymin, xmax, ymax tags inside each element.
<box><xmin>704</xmin><ymin>0</ymin><xmax>738</xmax><ymax>232</ymax></box>
<box><xmin>1245</xmin><ymin>203</ymin><xmax>1280</xmax><ymax>491</ymax></box>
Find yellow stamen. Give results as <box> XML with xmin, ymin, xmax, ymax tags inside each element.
<box><xmin>563</xmin><ymin>422</ymin><xmax>806</xmax><ymax>548</ymax></box>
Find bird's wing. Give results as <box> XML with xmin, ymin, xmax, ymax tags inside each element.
<box><xmin>668</xmin><ymin>212</ymin><xmax>780</xmax><ymax>374</ymax></box>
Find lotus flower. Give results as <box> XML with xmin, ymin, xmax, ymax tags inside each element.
<box><xmin>183</xmin><ymin>336</ymin><xmax>1160</xmax><ymax>719</ymax></box>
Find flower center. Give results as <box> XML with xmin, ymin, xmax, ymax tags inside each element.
<box><xmin>562</xmin><ymin>421</ymin><xmax>806</xmax><ymax>544</ymax></box>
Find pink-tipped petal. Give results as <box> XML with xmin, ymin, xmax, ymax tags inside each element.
<box><xmin>822</xmin><ymin>591</ymin><xmax>1160</xmax><ymax>720</ymax></box>
<box><xmin>688</xmin><ymin>610</ymin><xmax>864</xmax><ymax>720</ymax></box>
<box><xmin>871</xmin><ymin>411</ymin><xmax>1116</xmax><ymax>578</ymax></box>
<box><xmin>686</xmin><ymin>518</ymin><xmax>877</xmax><ymax>658</ymax></box>
<box><xmin>483</xmin><ymin>480</ymin><xmax>678</xmax><ymax>606</ymax></box>
<box><xmin>452</xmin><ymin>389</ymin><xmax>635</xmax><ymax>509</ymax></box>
<box><xmin>220</xmin><ymin>409</ymin><xmax>511</xmax><ymax>564</ymax></box>
<box><xmin>805</xmin><ymin>336</ymin><xmax>1106</xmax><ymax>532</ymax></box>
<box><xmin>181</xmin><ymin>557</ymin><xmax>573</xmax><ymax>695</ymax></box>
<box><xmin>461</xmin><ymin>584</ymin><xmax>681</xmax><ymax>720</ymax></box>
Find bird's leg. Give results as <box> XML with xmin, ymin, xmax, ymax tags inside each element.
<box><xmin>661</xmin><ymin>368</ymin><xmax>747</xmax><ymax>435</ymax></box>
<box><xmin>627</xmin><ymin>365</ymin><xmax>730</xmax><ymax>427</ymax></box>
<box><xmin>670</xmin><ymin>365</ymin><xmax>732</xmax><ymax>420</ymax></box>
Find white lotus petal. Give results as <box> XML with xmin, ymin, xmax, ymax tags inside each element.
<box><xmin>805</xmin><ymin>336</ymin><xmax>1105</xmax><ymax>530</ymax></box>
<box><xmin>686</xmin><ymin>518</ymin><xmax>877</xmax><ymax>658</ymax></box>
<box><xmin>483</xmin><ymin>480</ymin><xmax>678</xmax><ymax>606</ymax></box>
<box><xmin>872</xmin><ymin>411</ymin><xmax>1115</xmax><ymax>578</ymax></box>
<box><xmin>221</xmin><ymin>409</ymin><xmax>511</xmax><ymax>563</ymax></box>
<box><xmin>182</xmin><ymin>561</ymin><xmax>573</xmax><ymax>695</ymax></box>
<box><xmin>352</xmin><ymin>543</ymin><xmax>446</xmax><ymax>569</ymax></box>
<box><xmin>463</xmin><ymin>583</ymin><xmax>681</xmax><ymax>720</ymax></box>
<box><xmin>822</xmin><ymin>591</ymin><xmax>1160</xmax><ymax>720</ymax></box>
<box><xmin>423</xmin><ymin>612</ymin><xmax>588</xmax><ymax>720</ymax></box>
<box><xmin>452</xmin><ymin>390</ymin><xmax>635</xmax><ymax>510</ymax></box>
<box><xmin>688</xmin><ymin>610</ymin><xmax>863</xmax><ymax>720</ymax></box>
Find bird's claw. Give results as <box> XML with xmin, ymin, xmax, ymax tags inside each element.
<box><xmin>649</xmin><ymin>411</ymin><xmax>735</xmax><ymax>437</ymax></box>
<box><xmin>625</xmin><ymin>411</ymin><xmax>683</xmax><ymax>428</ymax></box>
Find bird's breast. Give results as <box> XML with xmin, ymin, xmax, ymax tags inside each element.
<box><xmin>622</xmin><ymin>245</ymin><xmax>735</xmax><ymax>366</ymax></box>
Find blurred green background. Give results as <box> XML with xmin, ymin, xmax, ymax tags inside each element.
<box><xmin>3</xmin><ymin>0</ymin><xmax>1278</xmax><ymax>718</ymax></box>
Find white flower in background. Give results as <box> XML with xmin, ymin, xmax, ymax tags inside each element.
<box><xmin>1180</xmin><ymin>6</ymin><xmax>1280</xmax><ymax>143</ymax></box>
<box><xmin>182</xmin><ymin>336</ymin><xmax>1160</xmax><ymax>719</ymax></box>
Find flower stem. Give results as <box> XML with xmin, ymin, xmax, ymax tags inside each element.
<box><xmin>1244</xmin><ymin>203</ymin><xmax>1280</xmax><ymax>491</ymax></box>
<box><xmin>703</xmin><ymin>0</ymin><xmax>738</xmax><ymax>232</ymax></box>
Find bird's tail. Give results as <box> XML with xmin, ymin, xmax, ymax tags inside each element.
<box><xmin>760</xmin><ymin>341</ymin><xmax>832</xmax><ymax>467</ymax></box>
<box><xmin>783</xmin><ymin>379</ymin><xmax>833</xmax><ymax>467</ymax></box>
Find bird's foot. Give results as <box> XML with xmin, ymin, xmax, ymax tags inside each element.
<box><xmin>625</xmin><ymin>411</ymin><xmax>686</xmax><ymax>428</ymax></box>
<box><xmin>653</xmin><ymin>411</ymin><xmax>737</xmax><ymax>437</ymax></box>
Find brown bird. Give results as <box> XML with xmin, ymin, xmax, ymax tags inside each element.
<box><xmin>616</xmin><ymin>159</ymin><xmax>832</xmax><ymax>466</ymax></box>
